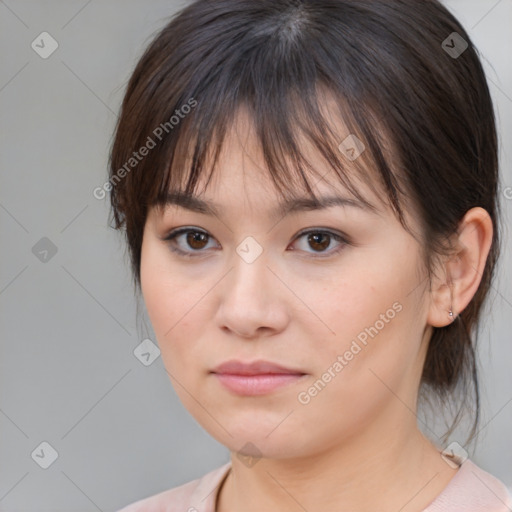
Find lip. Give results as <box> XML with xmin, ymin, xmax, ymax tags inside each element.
<box><xmin>211</xmin><ymin>360</ymin><xmax>307</xmax><ymax>396</ymax></box>
<box><xmin>212</xmin><ymin>359</ymin><xmax>305</xmax><ymax>375</ymax></box>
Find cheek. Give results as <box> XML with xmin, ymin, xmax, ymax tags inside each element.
<box><xmin>141</xmin><ymin>238</ymin><xmax>186</xmax><ymax>350</ymax></box>
<box><xmin>307</xmin><ymin>253</ymin><xmax>423</xmax><ymax>396</ymax></box>
<box><xmin>140</xmin><ymin>239</ymin><xmax>212</xmax><ymax>376</ymax></box>
<box><xmin>140</xmin><ymin>243</ymin><xmax>170</xmax><ymax>334</ymax></box>
<box><xmin>293</xmin><ymin>299</ymin><xmax>420</xmax><ymax>446</ymax></box>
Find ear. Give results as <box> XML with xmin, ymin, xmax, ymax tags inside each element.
<box><xmin>427</xmin><ymin>207</ymin><xmax>493</xmax><ymax>328</ymax></box>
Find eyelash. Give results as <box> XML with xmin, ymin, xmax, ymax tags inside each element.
<box><xmin>162</xmin><ymin>227</ymin><xmax>350</xmax><ymax>260</ymax></box>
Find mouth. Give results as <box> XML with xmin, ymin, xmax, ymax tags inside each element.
<box><xmin>210</xmin><ymin>359</ymin><xmax>307</xmax><ymax>396</ymax></box>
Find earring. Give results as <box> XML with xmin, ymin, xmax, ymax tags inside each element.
<box><xmin>448</xmin><ymin>309</ymin><xmax>453</xmax><ymax>317</ymax></box>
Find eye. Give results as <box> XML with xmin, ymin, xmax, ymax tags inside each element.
<box><xmin>163</xmin><ymin>227</ymin><xmax>218</xmax><ymax>258</ymax></box>
<box><xmin>162</xmin><ymin>227</ymin><xmax>349</xmax><ymax>259</ymax></box>
<box><xmin>290</xmin><ymin>229</ymin><xmax>349</xmax><ymax>258</ymax></box>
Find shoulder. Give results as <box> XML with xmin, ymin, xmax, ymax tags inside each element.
<box><xmin>423</xmin><ymin>458</ymin><xmax>512</xmax><ymax>512</ymax></box>
<box><xmin>117</xmin><ymin>462</ymin><xmax>232</xmax><ymax>512</ymax></box>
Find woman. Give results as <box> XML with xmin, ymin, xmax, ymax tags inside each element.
<box><xmin>112</xmin><ymin>0</ymin><xmax>511</xmax><ymax>510</ymax></box>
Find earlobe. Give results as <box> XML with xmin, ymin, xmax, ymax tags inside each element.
<box><xmin>427</xmin><ymin>207</ymin><xmax>493</xmax><ymax>328</ymax></box>
<box><xmin>427</xmin><ymin>280</ymin><xmax>455</xmax><ymax>328</ymax></box>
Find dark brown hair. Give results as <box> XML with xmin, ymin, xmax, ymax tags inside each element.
<box><xmin>108</xmin><ymin>0</ymin><xmax>501</xmax><ymax>447</ymax></box>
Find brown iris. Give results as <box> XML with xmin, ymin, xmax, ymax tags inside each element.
<box><xmin>186</xmin><ymin>231</ymin><xmax>209</xmax><ymax>250</ymax></box>
<box><xmin>307</xmin><ymin>232</ymin><xmax>330</xmax><ymax>252</ymax></box>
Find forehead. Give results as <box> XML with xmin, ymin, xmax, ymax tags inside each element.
<box><xmin>153</xmin><ymin>98</ymin><xmax>403</xmax><ymax>225</ymax></box>
<box><xmin>157</xmin><ymin>153</ymin><xmax>387</xmax><ymax>227</ymax></box>
<box><xmin>192</xmin><ymin>111</ymin><xmax>385</xmax><ymax>210</ymax></box>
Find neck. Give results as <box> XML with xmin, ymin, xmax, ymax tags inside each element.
<box><xmin>216</xmin><ymin>420</ymin><xmax>458</xmax><ymax>512</ymax></box>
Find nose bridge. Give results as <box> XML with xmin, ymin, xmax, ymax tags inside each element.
<box><xmin>229</xmin><ymin>234</ymin><xmax>270</xmax><ymax>298</ymax></box>
<box><xmin>235</xmin><ymin>234</ymin><xmax>266</xmax><ymax>267</ymax></box>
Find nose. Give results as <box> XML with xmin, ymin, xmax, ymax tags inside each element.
<box><xmin>214</xmin><ymin>249</ymin><xmax>289</xmax><ymax>339</ymax></box>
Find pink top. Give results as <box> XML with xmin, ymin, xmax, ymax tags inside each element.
<box><xmin>118</xmin><ymin>459</ymin><xmax>512</xmax><ymax>512</ymax></box>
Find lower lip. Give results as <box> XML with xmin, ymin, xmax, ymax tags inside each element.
<box><xmin>213</xmin><ymin>373</ymin><xmax>306</xmax><ymax>396</ymax></box>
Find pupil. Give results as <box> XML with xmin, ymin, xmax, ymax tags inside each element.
<box><xmin>188</xmin><ymin>232</ymin><xmax>207</xmax><ymax>249</ymax></box>
<box><xmin>310</xmin><ymin>233</ymin><xmax>329</xmax><ymax>251</ymax></box>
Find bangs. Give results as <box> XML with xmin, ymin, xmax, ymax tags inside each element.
<box><xmin>110</xmin><ymin>1</ymin><xmax>412</xmax><ymax>227</ymax></box>
<box><xmin>149</xmin><ymin>81</ymin><xmax>407</xmax><ymax>227</ymax></box>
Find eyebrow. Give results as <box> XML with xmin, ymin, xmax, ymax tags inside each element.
<box><xmin>158</xmin><ymin>192</ymin><xmax>379</xmax><ymax>220</ymax></box>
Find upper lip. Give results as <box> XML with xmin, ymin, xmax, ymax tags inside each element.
<box><xmin>211</xmin><ymin>359</ymin><xmax>306</xmax><ymax>375</ymax></box>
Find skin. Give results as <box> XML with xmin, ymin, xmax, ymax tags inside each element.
<box><xmin>140</xmin><ymin>108</ymin><xmax>493</xmax><ymax>512</ymax></box>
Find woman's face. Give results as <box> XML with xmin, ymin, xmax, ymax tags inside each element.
<box><xmin>140</xmin><ymin>112</ymin><xmax>434</xmax><ymax>460</ymax></box>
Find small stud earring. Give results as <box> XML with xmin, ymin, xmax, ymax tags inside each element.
<box><xmin>448</xmin><ymin>309</ymin><xmax>453</xmax><ymax>317</ymax></box>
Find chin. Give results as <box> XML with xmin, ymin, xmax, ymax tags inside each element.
<box><xmin>204</xmin><ymin>419</ymin><xmax>309</xmax><ymax>460</ymax></box>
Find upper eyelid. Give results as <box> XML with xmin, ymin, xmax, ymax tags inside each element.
<box><xmin>163</xmin><ymin>226</ymin><xmax>349</xmax><ymax>253</ymax></box>
<box><xmin>163</xmin><ymin>226</ymin><xmax>347</xmax><ymax>240</ymax></box>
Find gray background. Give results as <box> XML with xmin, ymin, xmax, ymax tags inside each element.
<box><xmin>0</xmin><ymin>1</ymin><xmax>510</xmax><ymax>510</ymax></box>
